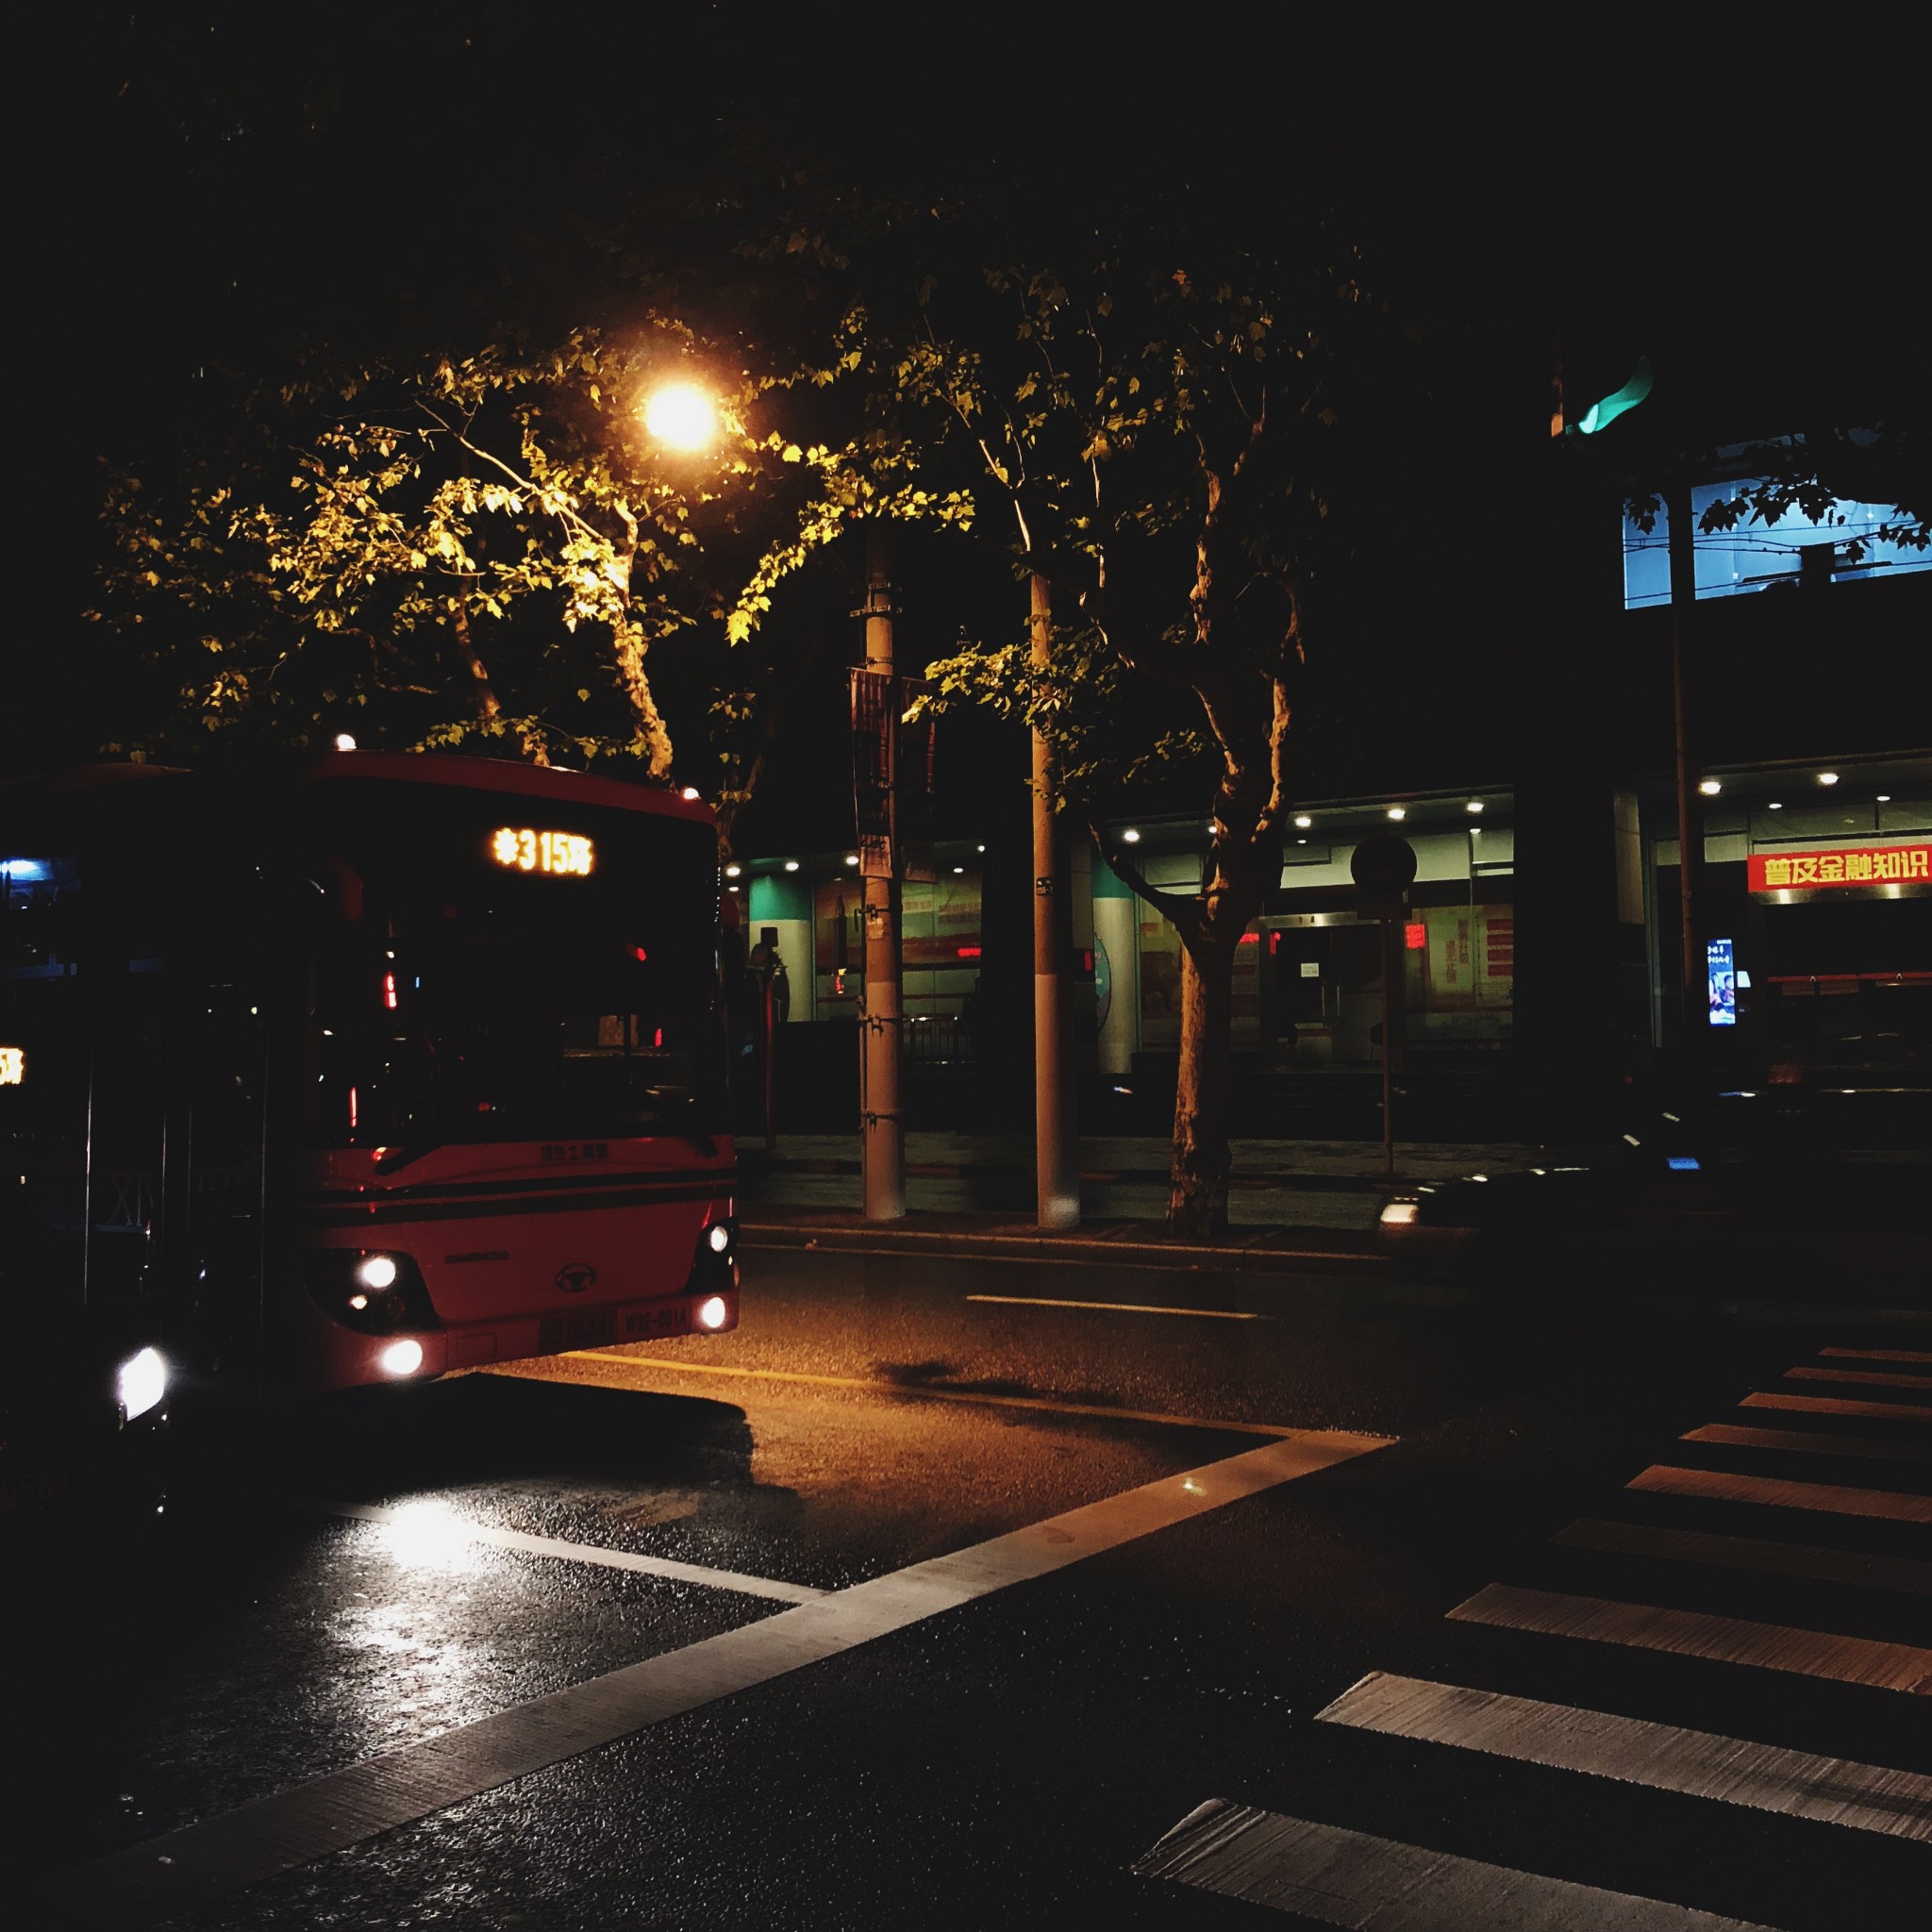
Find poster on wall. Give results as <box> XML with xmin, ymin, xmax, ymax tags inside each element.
<box><xmin>1707</xmin><ymin>937</ymin><xmax>1736</xmax><ymax>1026</ymax></box>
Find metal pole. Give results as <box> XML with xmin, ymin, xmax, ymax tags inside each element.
<box><xmin>860</xmin><ymin>525</ymin><xmax>906</xmax><ymax>1221</ymax></box>
<box><xmin>1030</xmin><ymin>569</ymin><xmax>1078</xmax><ymax>1228</ymax></box>
<box><xmin>761</xmin><ymin>968</ymin><xmax>776</xmax><ymax>1156</ymax></box>
<box><xmin>1379</xmin><ymin>910</ymin><xmax>1396</xmax><ymax>1179</ymax></box>
<box><xmin>1665</xmin><ymin>475</ymin><xmax>1707</xmax><ymax>1111</ymax></box>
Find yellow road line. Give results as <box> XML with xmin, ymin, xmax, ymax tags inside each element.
<box><xmin>965</xmin><ymin>1292</ymin><xmax>1260</xmax><ymax>1320</ymax></box>
<box><xmin>558</xmin><ymin>1350</ymin><xmax>1313</xmax><ymax>1439</ymax></box>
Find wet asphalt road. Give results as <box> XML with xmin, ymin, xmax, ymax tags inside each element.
<box><xmin>7</xmin><ymin>1247</ymin><xmax>1928</xmax><ymax>1929</ymax></box>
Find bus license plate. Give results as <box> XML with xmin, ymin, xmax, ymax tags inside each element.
<box><xmin>620</xmin><ymin>1302</ymin><xmax>696</xmax><ymax>1340</ymax></box>
<box><xmin>539</xmin><ymin>1308</ymin><xmax>619</xmax><ymax>1352</ymax></box>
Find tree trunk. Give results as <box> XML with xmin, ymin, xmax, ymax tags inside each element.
<box><xmin>1170</xmin><ymin>923</ymin><xmax>1237</xmax><ymax>1238</ymax></box>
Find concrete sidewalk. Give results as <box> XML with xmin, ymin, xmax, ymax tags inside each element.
<box><xmin>741</xmin><ymin>1132</ymin><xmax>1542</xmax><ymax>1234</ymax></box>
<box><xmin>735</xmin><ymin>1132</ymin><xmax>1932</xmax><ymax>1307</ymax></box>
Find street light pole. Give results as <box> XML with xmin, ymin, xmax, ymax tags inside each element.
<box><xmin>1029</xmin><ymin>569</ymin><xmax>1078</xmax><ymax>1228</ymax></box>
<box><xmin>860</xmin><ymin>525</ymin><xmax>906</xmax><ymax>1221</ymax></box>
<box><xmin>1666</xmin><ymin>475</ymin><xmax>1709</xmax><ymax>1108</ymax></box>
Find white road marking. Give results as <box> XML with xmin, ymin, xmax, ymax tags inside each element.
<box><xmin>1741</xmin><ymin>1390</ymin><xmax>1932</xmax><ymax>1424</ymax></box>
<box><xmin>316</xmin><ymin>1499</ymin><xmax>828</xmax><ymax>1605</ymax></box>
<box><xmin>964</xmin><ymin>1292</ymin><xmax>1260</xmax><ymax>1320</ymax></box>
<box><xmin>1625</xmin><ymin>1463</ymin><xmax>1932</xmax><ymax>1523</ymax></box>
<box><xmin>52</xmin><ymin>1427</ymin><xmax>1389</xmax><ymax>1930</ymax></box>
<box><xmin>1553</xmin><ymin>1517</ymin><xmax>1932</xmax><ymax>1596</ymax></box>
<box><xmin>1447</xmin><ymin>1583</ymin><xmax>1932</xmax><ymax>1694</ymax></box>
<box><xmin>1786</xmin><ymin>1364</ymin><xmax>1932</xmax><ymax>1392</ymax></box>
<box><xmin>1681</xmin><ymin>1422</ymin><xmax>1932</xmax><ymax>1464</ymax></box>
<box><xmin>1822</xmin><ymin>1346</ymin><xmax>1932</xmax><ymax>1365</ymax></box>
<box><xmin>1133</xmin><ymin>1800</ymin><xmax>1774</xmax><ymax>1929</ymax></box>
<box><xmin>1316</xmin><ymin>1671</ymin><xmax>1931</xmax><ymax>1842</ymax></box>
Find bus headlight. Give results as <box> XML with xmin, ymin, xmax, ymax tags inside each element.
<box><xmin>304</xmin><ymin>1249</ymin><xmax>437</xmax><ymax>1335</ymax></box>
<box><xmin>687</xmin><ymin>1218</ymin><xmax>738</xmax><ymax>1295</ymax></box>
<box><xmin>117</xmin><ymin>1346</ymin><xmax>168</xmax><ymax>1423</ymax></box>
<box><xmin>378</xmin><ymin>1339</ymin><xmax>425</xmax><ymax>1377</ymax></box>
<box><xmin>696</xmin><ymin>1296</ymin><xmax>729</xmax><ymax>1331</ymax></box>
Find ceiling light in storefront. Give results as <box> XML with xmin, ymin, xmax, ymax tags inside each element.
<box><xmin>783</xmin><ymin>860</ymin><xmax>800</xmax><ymax>873</ymax></box>
<box><xmin>1817</xmin><ymin>772</ymin><xmax>1840</xmax><ymax>786</ymax></box>
<box><xmin>1697</xmin><ymin>778</ymin><xmax>1722</xmax><ymax>796</ymax></box>
<box><xmin>1293</xmin><ymin>814</ymin><xmax>1312</xmax><ymax>828</ymax></box>
<box><xmin>1465</xmin><ymin>800</ymin><xmax>1484</xmax><ymax>813</ymax></box>
<box><xmin>724</xmin><ymin>863</ymin><xmax>741</xmax><ymax>877</ymax></box>
<box><xmin>1386</xmin><ymin>807</ymin><xmax>1407</xmax><ymax>822</ymax></box>
<box><xmin>1122</xmin><ymin>828</ymin><xmax>1141</xmax><ymax>843</ymax></box>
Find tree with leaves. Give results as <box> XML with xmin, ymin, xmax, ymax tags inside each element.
<box><xmin>881</xmin><ymin>229</ymin><xmax>1392</xmax><ymax>1236</ymax></box>
<box><xmin>91</xmin><ymin>325</ymin><xmax>758</xmax><ymax>774</ymax></box>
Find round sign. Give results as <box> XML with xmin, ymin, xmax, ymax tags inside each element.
<box><xmin>1350</xmin><ymin>834</ymin><xmax>1417</xmax><ymax>894</ymax></box>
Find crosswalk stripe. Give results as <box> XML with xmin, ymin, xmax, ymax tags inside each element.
<box><xmin>1821</xmin><ymin>1346</ymin><xmax>1932</xmax><ymax>1365</ymax></box>
<box><xmin>1446</xmin><ymin>1583</ymin><xmax>1932</xmax><ymax>1694</ymax></box>
<box><xmin>1742</xmin><ymin>1391</ymin><xmax>1932</xmax><ymax>1424</ymax></box>
<box><xmin>1626</xmin><ymin>1464</ymin><xmax>1932</xmax><ymax>1523</ymax></box>
<box><xmin>1553</xmin><ymin>1517</ymin><xmax>1932</xmax><ymax>1596</ymax></box>
<box><xmin>1315</xmin><ymin>1672</ymin><xmax>1932</xmax><ymax>1842</ymax></box>
<box><xmin>1682</xmin><ymin>1422</ymin><xmax>1932</xmax><ymax>1464</ymax></box>
<box><xmin>1786</xmin><ymin>1365</ymin><xmax>1932</xmax><ymax>1392</ymax></box>
<box><xmin>1133</xmin><ymin>1800</ymin><xmax>1776</xmax><ymax>1929</ymax></box>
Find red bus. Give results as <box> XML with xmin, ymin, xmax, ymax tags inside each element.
<box><xmin>1</xmin><ymin>752</ymin><xmax>740</xmax><ymax>1391</ymax></box>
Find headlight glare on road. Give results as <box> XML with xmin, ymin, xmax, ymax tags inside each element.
<box><xmin>117</xmin><ymin>1346</ymin><xmax>168</xmax><ymax>1422</ymax></box>
<box><xmin>1379</xmin><ymin>1201</ymin><xmax>1420</xmax><ymax>1227</ymax></box>
<box><xmin>378</xmin><ymin>1339</ymin><xmax>425</xmax><ymax>1376</ymax></box>
<box><xmin>697</xmin><ymin>1295</ymin><xmax>729</xmax><ymax>1331</ymax></box>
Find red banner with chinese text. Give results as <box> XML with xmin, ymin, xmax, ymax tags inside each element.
<box><xmin>1748</xmin><ymin>845</ymin><xmax>1931</xmax><ymax>891</ymax></box>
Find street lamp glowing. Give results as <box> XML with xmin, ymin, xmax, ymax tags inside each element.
<box><xmin>642</xmin><ymin>381</ymin><xmax>718</xmax><ymax>452</ymax></box>
<box><xmin>1698</xmin><ymin>778</ymin><xmax>1722</xmax><ymax>796</ymax></box>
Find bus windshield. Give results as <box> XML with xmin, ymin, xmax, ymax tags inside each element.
<box><xmin>301</xmin><ymin>778</ymin><xmax>724</xmax><ymax>1152</ymax></box>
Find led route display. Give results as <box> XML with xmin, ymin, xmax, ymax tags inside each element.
<box><xmin>490</xmin><ymin>827</ymin><xmax>595</xmax><ymax>876</ymax></box>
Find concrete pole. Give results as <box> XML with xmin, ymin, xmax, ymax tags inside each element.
<box><xmin>861</xmin><ymin>525</ymin><xmax>906</xmax><ymax>1221</ymax></box>
<box><xmin>1030</xmin><ymin>570</ymin><xmax>1079</xmax><ymax>1228</ymax></box>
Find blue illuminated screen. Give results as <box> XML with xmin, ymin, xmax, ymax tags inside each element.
<box><xmin>1707</xmin><ymin>937</ymin><xmax>1736</xmax><ymax>1027</ymax></box>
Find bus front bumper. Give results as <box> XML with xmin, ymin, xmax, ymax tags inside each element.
<box><xmin>302</xmin><ymin>1286</ymin><xmax>741</xmax><ymax>1390</ymax></box>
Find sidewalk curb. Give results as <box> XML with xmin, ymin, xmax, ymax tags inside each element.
<box><xmin>739</xmin><ymin>1213</ymin><xmax>1387</xmax><ymax>1274</ymax></box>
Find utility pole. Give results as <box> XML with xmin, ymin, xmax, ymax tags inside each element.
<box><xmin>859</xmin><ymin>525</ymin><xmax>906</xmax><ymax>1220</ymax></box>
<box><xmin>1665</xmin><ymin>475</ymin><xmax>1709</xmax><ymax>1111</ymax></box>
<box><xmin>1029</xmin><ymin>570</ymin><xmax>1078</xmax><ymax>1228</ymax></box>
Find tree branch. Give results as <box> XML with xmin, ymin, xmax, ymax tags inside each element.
<box><xmin>1083</xmin><ymin>821</ymin><xmax>1203</xmax><ymax>941</ymax></box>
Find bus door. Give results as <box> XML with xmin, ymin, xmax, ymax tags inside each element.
<box><xmin>174</xmin><ymin>890</ymin><xmax>274</xmax><ymax>1383</ymax></box>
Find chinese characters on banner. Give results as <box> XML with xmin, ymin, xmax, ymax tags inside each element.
<box><xmin>1748</xmin><ymin>845</ymin><xmax>1930</xmax><ymax>891</ymax></box>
